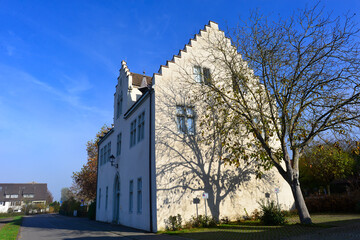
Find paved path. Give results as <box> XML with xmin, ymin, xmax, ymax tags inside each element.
<box><xmin>285</xmin><ymin>221</ymin><xmax>360</xmax><ymax>240</ymax></box>
<box><xmin>19</xmin><ymin>214</ymin><xmax>190</xmax><ymax>240</ymax></box>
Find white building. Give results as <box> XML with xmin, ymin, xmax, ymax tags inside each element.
<box><xmin>0</xmin><ymin>183</ymin><xmax>47</xmax><ymax>213</ymax></box>
<box><xmin>96</xmin><ymin>21</ymin><xmax>294</xmax><ymax>232</ymax></box>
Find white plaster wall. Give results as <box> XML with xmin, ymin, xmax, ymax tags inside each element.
<box><xmin>153</xmin><ymin>21</ymin><xmax>294</xmax><ymax>230</ymax></box>
<box><xmin>96</xmin><ymin>64</ymin><xmax>155</xmax><ymax>232</ymax></box>
<box><xmin>0</xmin><ymin>201</ymin><xmax>22</xmax><ymax>213</ymax></box>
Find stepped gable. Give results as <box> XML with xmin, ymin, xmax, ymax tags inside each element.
<box><xmin>131</xmin><ymin>72</ymin><xmax>152</xmax><ymax>87</ymax></box>
<box><xmin>153</xmin><ymin>20</ymin><xmax>222</xmax><ymax>78</ymax></box>
<box><xmin>121</xmin><ymin>60</ymin><xmax>131</xmax><ymax>77</ymax></box>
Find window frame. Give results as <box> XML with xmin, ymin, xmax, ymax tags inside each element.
<box><xmin>129</xmin><ymin>180</ymin><xmax>134</xmax><ymax>213</ymax></box>
<box><xmin>116</xmin><ymin>133</ymin><xmax>122</xmax><ymax>156</ymax></box>
<box><xmin>137</xmin><ymin>178</ymin><xmax>142</xmax><ymax>214</ymax></box>
<box><xmin>137</xmin><ymin>111</ymin><xmax>145</xmax><ymax>142</ymax></box>
<box><xmin>176</xmin><ymin>105</ymin><xmax>195</xmax><ymax>135</ymax></box>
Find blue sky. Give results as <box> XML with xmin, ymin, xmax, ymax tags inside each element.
<box><xmin>0</xmin><ymin>0</ymin><xmax>359</xmax><ymax>201</ymax></box>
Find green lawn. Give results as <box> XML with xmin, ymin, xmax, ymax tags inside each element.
<box><xmin>160</xmin><ymin>214</ymin><xmax>360</xmax><ymax>240</ymax></box>
<box><xmin>0</xmin><ymin>216</ymin><xmax>23</xmax><ymax>240</ymax></box>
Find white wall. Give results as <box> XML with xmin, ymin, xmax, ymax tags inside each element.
<box><xmin>153</xmin><ymin>21</ymin><xmax>294</xmax><ymax>230</ymax></box>
<box><xmin>96</xmin><ymin>64</ymin><xmax>156</xmax><ymax>232</ymax></box>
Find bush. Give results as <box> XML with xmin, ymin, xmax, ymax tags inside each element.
<box><xmin>88</xmin><ymin>201</ymin><xmax>96</xmax><ymax>220</ymax></box>
<box><xmin>259</xmin><ymin>200</ymin><xmax>286</xmax><ymax>225</ymax></box>
<box><xmin>59</xmin><ymin>197</ymin><xmax>81</xmax><ymax>216</ymax></box>
<box><xmin>305</xmin><ymin>191</ymin><xmax>360</xmax><ymax>213</ymax></box>
<box><xmin>185</xmin><ymin>215</ymin><xmax>217</xmax><ymax>228</ymax></box>
<box><xmin>220</xmin><ymin>216</ymin><xmax>229</xmax><ymax>224</ymax></box>
<box><xmin>164</xmin><ymin>214</ymin><xmax>182</xmax><ymax>231</ymax></box>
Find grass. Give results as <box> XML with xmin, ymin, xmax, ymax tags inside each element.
<box><xmin>0</xmin><ymin>213</ymin><xmax>23</xmax><ymax>219</ymax></box>
<box><xmin>0</xmin><ymin>216</ymin><xmax>23</xmax><ymax>240</ymax></box>
<box><xmin>160</xmin><ymin>214</ymin><xmax>360</xmax><ymax>240</ymax></box>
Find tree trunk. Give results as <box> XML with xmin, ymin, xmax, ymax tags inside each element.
<box><xmin>207</xmin><ymin>198</ymin><xmax>220</xmax><ymax>221</ymax></box>
<box><xmin>290</xmin><ymin>180</ymin><xmax>312</xmax><ymax>224</ymax></box>
<box><xmin>327</xmin><ymin>185</ymin><xmax>331</xmax><ymax>196</ymax></box>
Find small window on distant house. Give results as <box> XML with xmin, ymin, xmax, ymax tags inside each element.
<box><xmin>5</xmin><ymin>195</ymin><xmax>10</xmax><ymax>199</ymax></box>
<box><xmin>129</xmin><ymin>180</ymin><xmax>133</xmax><ymax>213</ymax></box>
<box><xmin>117</xmin><ymin>133</ymin><xmax>122</xmax><ymax>156</ymax></box>
<box><xmin>130</xmin><ymin>120</ymin><xmax>137</xmax><ymax>147</ymax></box>
<box><xmin>138</xmin><ymin>112</ymin><xmax>145</xmax><ymax>142</ymax></box>
<box><xmin>0</xmin><ymin>187</ymin><xmax>2</xmax><ymax>191</ymax></box>
<box><xmin>176</xmin><ymin>106</ymin><xmax>195</xmax><ymax>135</ymax></box>
<box><xmin>10</xmin><ymin>194</ymin><xmax>18</xmax><ymax>198</ymax></box>
<box><xmin>137</xmin><ymin>178</ymin><xmax>142</xmax><ymax>214</ymax></box>
<box><xmin>23</xmin><ymin>194</ymin><xmax>34</xmax><ymax>198</ymax></box>
<box><xmin>193</xmin><ymin>66</ymin><xmax>211</xmax><ymax>84</ymax></box>
<box><xmin>105</xmin><ymin>186</ymin><xmax>108</xmax><ymax>210</ymax></box>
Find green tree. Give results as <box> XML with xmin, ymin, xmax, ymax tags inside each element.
<box><xmin>71</xmin><ymin>125</ymin><xmax>111</xmax><ymax>201</ymax></box>
<box><xmin>300</xmin><ymin>142</ymin><xmax>356</xmax><ymax>195</ymax></box>
<box><xmin>198</xmin><ymin>4</ymin><xmax>360</xmax><ymax>224</ymax></box>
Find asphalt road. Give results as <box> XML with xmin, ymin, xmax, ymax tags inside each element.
<box><xmin>19</xmin><ymin>214</ymin><xmax>189</xmax><ymax>240</ymax></box>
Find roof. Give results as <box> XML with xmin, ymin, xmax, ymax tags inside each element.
<box><xmin>0</xmin><ymin>183</ymin><xmax>47</xmax><ymax>202</ymax></box>
<box><xmin>131</xmin><ymin>72</ymin><xmax>152</xmax><ymax>87</ymax></box>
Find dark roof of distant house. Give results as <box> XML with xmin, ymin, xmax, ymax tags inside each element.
<box><xmin>131</xmin><ymin>73</ymin><xmax>152</xmax><ymax>87</ymax></box>
<box><xmin>0</xmin><ymin>183</ymin><xmax>47</xmax><ymax>202</ymax></box>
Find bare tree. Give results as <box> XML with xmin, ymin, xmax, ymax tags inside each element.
<box><xmin>155</xmin><ymin>83</ymin><xmax>267</xmax><ymax>221</ymax></box>
<box><xmin>200</xmin><ymin>4</ymin><xmax>360</xmax><ymax>224</ymax></box>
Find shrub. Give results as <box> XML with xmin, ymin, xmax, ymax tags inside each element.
<box><xmin>220</xmin><ymin>216</ymin><xmax>229</xmax><ymax>224</ymax></box>
<box><xmin>281</xmin><ymin>209</ymin><xmax>298</xmax><ymax>217</ymax></box>
<box><xmin>185</xmin><ymin>215</ymin><xmax>217</xmax><ymax>228</ymax></box>
<box><xmin>259</xmin><ymin>200</ymin><xmax>286</xmax><ymax>225</ymax></box>
<box><xmin>305</xmin><ymin>191</ymin><xmax>360</xmax><ymax>213</ymax></box>
<box><xmin>59</xmin><ymin>197</ymin><xmax>81</xmax><ymax>216</ymax></box>
<box><xmin>164</xmin><ymin>214</ymin><xmax>182</xmax><ymax>231</ymax></box>
<box><xmin>88</xmin><ymin>201</ymin><xmax>96</xmax><ymax>220</ymax></box>
<box><xmin>251</xmin><ymin>209</ymin><xmax>261</xmax><ymax>220</ymax></box>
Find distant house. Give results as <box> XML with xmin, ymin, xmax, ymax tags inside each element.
<box><xmin>96</xmin><ymin>21</ymin><xmax>294</xmax><ymax>232</ymax></box>
<box><xmin>0</xmin><ymin>183</ymin><xmax>48</xmax><ymax>213</ymax></box>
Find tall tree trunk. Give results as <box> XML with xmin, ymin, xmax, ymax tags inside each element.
<box><xmin>327</xmin><ymin>184</ymin><xmax>331</xmax><ymax>196</ymax></box>
<box><xmin>290</xmin><ymin>179</ymin><xmax>312</xmax><ymax>224</ymax></box>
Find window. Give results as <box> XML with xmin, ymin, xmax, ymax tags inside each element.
<box><xmin>5</xmin><ymin>195</ymin><xmax>10</xmax><ymax>199</ymax></box>
<box><xmin>10</xmin><ymin>194</ymin><xmax>18</xmax><ymax>198</ymax></box>
<box><xmin>116</xmin><ymin>93</ymin><xmax>123</xmax><ymax>119</ymax></box>
<box><xmin>193</xmin><ymin>66</ymin><xmax>202</xmax><ymax>83</ymax></box>
<box><xmin>98</xmin><ymin>188</ymin><xmax>101</xmax><ymax>209</ymax></box>
<box><xmin>103</xmin><ymin>145</ymin><xmax>107</xmax><ymax>164</ymax></box>
<box><xmin>203</xmin><ymin>68</ymin><xmax>211</xmax><ymax>84</ymax></box>
<box><xmin>117</xmin><ymin>133</ymin><xmax>122</xmax><ymax>156</ymax></box>
<box><xmin>193</xmin><ymin>66</ymin><xmax>211</xmax><ymax>84</ymax></box>
<box><xmin>176</xmin><ymin>106</ymin><xmax>195</xmax><ymax>135</ymax></box>
<box><xmin>100</xmin><ymin>148</ymin><xmax>104</xmax><ymax>166</ymax></box>
<box><xmin>23</xmin><ymin>194</ymin><xmax>34</xmax><ymax>198</ymax></box>
<box><xmin>105</xmin><ymin>186</ymin><xmax>108</xmax><ymax>210</ymax></box>
<box><xmin>107</xmin><ymin>142</ymin><xmax>111</xmax><ymax>162</ymax></box>
<box><xmin>130</xmin><ymin>120</ymin><xmax>137</xmax><ymax>147</ymax></box>
<box><xmin>129</xmin><ymin>180</ymin><xmax>133</xmax><ymax>213</ymax></box>
<box><xmin>137</xmin><ymin>178</ymin><xmax>142</xmax><ymax>214</ymax></box>
<box><xmin>138</xmin><ymin>112</ymin><xmax>145</xmax><ymax>142</ymax></box>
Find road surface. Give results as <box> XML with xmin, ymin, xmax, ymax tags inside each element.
<box><xmin>19</xmin><ymin>214</ymin><xmax>189</xmax><ymax>240</ymax></box>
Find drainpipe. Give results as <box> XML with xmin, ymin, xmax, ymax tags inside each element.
<box><xmin>148</xmin><ymin>85</ymin><xmax>153</xmax><ymax>232</ymax></box>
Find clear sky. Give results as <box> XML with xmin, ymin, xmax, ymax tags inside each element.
<box><xmin>0</xmin><ymin>0</ymin><xmax>359</xmax><ymax>201</ymax></box>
